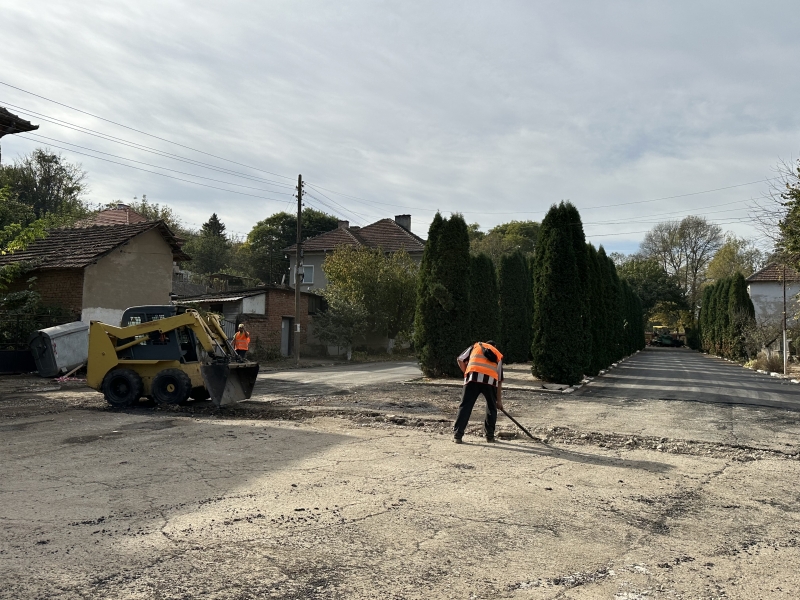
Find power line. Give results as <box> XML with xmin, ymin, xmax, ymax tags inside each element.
<box><xmin>2</xmin><ymin>101</ymin><xmax>295</xmax><ymax>190</ymax></box>
<box><xmin>15</xmin><ymin>135</ymin><xmax>291</xmax><ymax>204</ymax></box>
<box><xmin>0</xmin><ymin>80</ymin><xmax>295</xmax><ymax>181</ymax></box>
<box><xmin>22</xmin><ymin>132</ymin><xmax>294</xmax><ymax>195</ymax></box>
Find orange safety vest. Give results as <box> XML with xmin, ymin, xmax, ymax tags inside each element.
<box><xmin>465</xmin><ymin>342</ymin><xmax>503</xmax><ymax>380</ymax></box>
<box><xmin>233</xmin><ymin>331</ymin><xmax>250</xmax><ymax>351</ymax></box>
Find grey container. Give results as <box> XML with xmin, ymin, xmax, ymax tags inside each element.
<box><xmin>28</xmin><ymin>321</ymin><xmax>89</xmax><ymax>377</ymax></box>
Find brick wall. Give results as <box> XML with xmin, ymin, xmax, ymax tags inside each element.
<box><xmin>4</xmin><ymin>269</ymin><xmax>84</xmax><ymax>314</ymax></box>
<box><xmin>238</xmin><ymin>288</ymin><xmax>311</xmax><ymax>354</ymax></box>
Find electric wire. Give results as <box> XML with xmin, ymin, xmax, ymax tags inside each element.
<box><xmin>14</xmin><ymin>135</ymin><xmax>290</xmax><ymax>204</ymax></box>
<box><xmin>21</xmin><ymin>132</ymin><xmax>294</xmax><ymax>195</ymax></box>
<box><xmin>2</xmin><ymin>101</ymin><xmax>295</xmax><ymax>189</ymax></box>
<box><xmin>0</xmin><ymin>80</ymin><xmax>296</xmax><ymax>181</ymax></box>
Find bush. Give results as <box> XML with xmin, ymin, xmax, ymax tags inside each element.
<box><xmin>752</xmin><ymin>352</ymin><xmax>784</xmax><ymax>373</ymax></box>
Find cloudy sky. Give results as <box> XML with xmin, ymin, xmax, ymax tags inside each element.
<box><xmin>2</xmin><ymin>1</ymin><xmax>798</xmax><ymax>253</ymax></box>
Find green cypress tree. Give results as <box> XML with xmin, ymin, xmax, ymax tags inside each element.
<box><xmin>698</xmin><ymin>286</ymin><xmax>713</xmax><ymax>352</ymax></box>
<box><xmin>499</xmin><ymin>250</ymin><xmax>532</xmax><ymax>363</ymax></box>
<box><xmin>586</xmin><ymin>244</ymin><xmax>605</xmax><ymax>375</ymax></box>
<box><xmin>596</xmin><ymin>246</ymin><xmax>614</xmax><ymax>369</ymax></box>
<box><xmin>705</xmin><ymin>282</ymin><xmax>719</xmax><ymax>354</ymax></box>
<box><xmin>469</xmin><ymin>252</ymin><xmax>499</xmax><ymax>343</ymax></box>
<box><xmin>414</xmin><ymin>213</ymin><xmax>471</xmax><ymax>377</ymax></box>
<box><xmin>715</xmin><ymin>278</ymin><xmax>732</xmax><ymax>356</ymax></box>
<box><xmin>728</xmin><ymin>272</ymin><xmax>755</xmax><ymax>360</ymax></box>
<box><xmin>531</xmin><ymin>203</ymin><xmax>584</xmax><ymax>384</ymax></box>
<box><xmin>605</xmin><ymin>253</ymin><xmax>625</xmax><ymax>363</ymax></box>
<box><xmin>562</xmin><ymin>203</ymin><xmax>591</xmax><ymax>373</ymax></box>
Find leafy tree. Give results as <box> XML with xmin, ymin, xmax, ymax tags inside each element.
<box><xmin>616</xmin><ymin>254</ymin><xmax>686</xmax><ymax>321</ymax></box>
<box><xmin>531</xmin><ymin>203</ymin><xmax>585</xmax><ymax>385</ymax></box>
<box><xmin>0</xmin><ymin>149</ymin><xmax>88</xmax><ymax>219</ymax></box>
<box><xmin>0</xmin><ymin>186</ymin><xmax>35</xmax><ymax>230</ymax></box>
<box><xmin>312</xmin><ymin>297</ymin><xmax>370</xmax><ymax>360</ymax></box>
<box><xmin>640</xmin><ymin>216</ymin><xmax>723</xmax><ymax>322</ymax></box>
<box><xmin>125</xmin><ymin>195</ymin><xmax>186</xmax><ymax>234</ymax></box>
<box><xmin>470</xmin><ymin>220</ymin><xmax>540</xmax><ymax>265</ymax></box>
<box><xmin>469</xmin><ymin>253</ymin><xmax>499</xmax><ymax>343</ymax></box>
<box><xmin>706</xmin><ymin>234</ymin><xmax>765</xmax><ymax>282</ymax></box>
<box><xmin>498</xmin><ymin>250</ymin><xmax>531</xmax><ymax>363</ymax></box>
<box><xmin>246</xmin><ymin>208</ymin><xmax>339</xmax><ymax>284</ymax></box>
<box><xmin>414</xmin><ymin>212</ymin><xmax>471</xmax><ymax>377</ymax></box>
<box><xmin>321</xmin><ymin>246</ymin><xmax>418</xmax><ymax>348</ymax></box>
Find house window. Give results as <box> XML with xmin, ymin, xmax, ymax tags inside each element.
<box><xmin>294</xmin><ymin>265</ymin><xmax>314</xmax><ymax>285</ymax></box>
<box><xmin>307</xmin><ymin>294</ymin><xmax>327</xmax><ymax>315</ymax></box>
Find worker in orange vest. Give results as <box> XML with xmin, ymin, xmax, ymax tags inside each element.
<box><xmin>233</xmin><ymin>324</ymin><xmax>251</xmax><ymax>359</ymax></box>
<box><xmin>453</xmin><ymin>340</ymin><xmax>504</xmax><ymax>444</ymax></box>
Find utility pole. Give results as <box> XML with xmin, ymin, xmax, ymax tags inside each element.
<box><xmin>295</xmin><ymin>174</ymin><xmax>303</xmax><ymax>367</ymax></box>
<box><xmin>784</xmin><ymin>264</ymin><xmax>788</xmax><ymax>376</ymax></box>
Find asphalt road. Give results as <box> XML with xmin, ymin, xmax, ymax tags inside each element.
<box><xmin>253</xmin><ymin>360</ymin><xmax>423</xmax><ymax>398</ymax></box>
<box><xmin>581</xmin><ymin>347</ymin><xmax>800</xmax><ymax>410</ymax></box>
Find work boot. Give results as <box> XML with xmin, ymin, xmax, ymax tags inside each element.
<box><xmin>485</xmin><ymin>435</ymin><xmax>496</xmax><ymax>443</ymax></box>
<box><xmin>453</xmin><ymin>436</ymin><xmax>463</xmax><ymax>444</ymax></box>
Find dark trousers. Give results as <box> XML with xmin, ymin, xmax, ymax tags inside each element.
<box><xmin>453</xmin><ymin>381</ymin><xmax>498</xmax><ymax>438</ymax></box>
<box><xmin>236</xmin><ymin>349</ymin><xmax>247</xmax><ymax>359</ymax></box>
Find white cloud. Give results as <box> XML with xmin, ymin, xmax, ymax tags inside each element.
<box><xmin>1</xmin><ymin>0</ymin><xmax>798</xmax><ymax>251</ymax></box>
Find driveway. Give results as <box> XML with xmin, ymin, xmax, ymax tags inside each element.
<box><xmin>581</xmin><ymin>347</ymin><xmax>800</xmax><ymax>410</ymax></box>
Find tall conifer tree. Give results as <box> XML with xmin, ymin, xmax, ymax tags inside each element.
<box><xmin>587</xmin><ymin>244</ymin><xmax>605</xmax><ymax>375</ymax></box>
<box><xmin>414</xmin><ymin>212</ymin><xmax>471</xmax><ymax>377</ymax></box>
<box><xmin>469</xmin><ymin>253</ymin><xmax>499</xmax><ymax>343</ymax></box>
<box><xmin>563</xmin><ymin>203</ymin><xmax>591</xmax><ymax>373</ymax></box>
<box><xmin>727</xmin><ymin>273</ymin><xmax>755</xmax><ymax>359</ymax></box>
<box><xmin>499</xmin><ymin>250</ymin><xmax>532</xmax><ymax>363</ymax></box>
<box><xmin>531</xmin><ymin>202</ymin><xmax>585</xmax><ymax>384</ymax></box>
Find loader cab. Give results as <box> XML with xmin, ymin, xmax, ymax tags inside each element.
<box><xmin>117</xmin><ymin>305</ymin><xmax>200</xmax><ymax>363</ymax></box>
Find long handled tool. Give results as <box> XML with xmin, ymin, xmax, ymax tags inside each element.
<box><xmin>499</xmin><ymin>407</ymin><xmax>539</xmax><ymax>441</ymax></box>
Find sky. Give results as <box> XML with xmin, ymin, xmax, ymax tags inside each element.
<box><xmin>1</xmin><ymin>1</ymin><xmax>798</xmax><ymax>254</ymax></box>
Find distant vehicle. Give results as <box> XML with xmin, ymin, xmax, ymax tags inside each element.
<box><xmin>649</xmin><ymin>332</ymin><xmax>684</xmax><ymax>348</ymax></box>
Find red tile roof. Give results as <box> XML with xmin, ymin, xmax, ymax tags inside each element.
<box><xmin>0</xmin><ymin>221</ymin><xmax>190</xmax><ymax>270</ymax></box>
<box><xmin>75</xmin><ymin>206</ymin><xmax>149</xmax><ymax>227</ymax></box>
<box><xmin>285</xmin><ymin>219</ymin><xmax>425</xmax><ymax>254</ymax></box>
<box><xmin>746</xmin><ymin>263</ymin><xmax>800</xmax><ymax>283</ymax></box>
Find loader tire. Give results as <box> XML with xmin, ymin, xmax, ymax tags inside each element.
<box><xmin>102</xmin><ymin>369</ymin><xmax>143</xmax><ymax>408</ymax></box>
<box><xmin>152</xmin><ymin>369</ymin><xmax>192</xmax><ymax>405</ymax></box>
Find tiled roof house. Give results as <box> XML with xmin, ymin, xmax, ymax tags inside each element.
<box><xmin>746</xmin><ymin>263</ymin><xmax>800</xmax><ymax>324</ymax></box>
<box><xmin>0</xmin><ymin>221</ymin><xmax>189</xmax><ymax>325</ymax></box>
<box><xmin>285</xmin><ymin>214</ymin><xmax>425</xmax><ymax>291</ymax></box>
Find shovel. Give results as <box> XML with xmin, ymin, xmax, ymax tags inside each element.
<box><xmin>499</xmin><ymin>406</ymin><xmax>539</xmax><ymax>441</ymax></box>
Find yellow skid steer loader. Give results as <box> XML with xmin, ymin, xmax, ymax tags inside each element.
<box><xmin>87</xmin><ymin>305</ymin><xmax>259</xmax><ymax>408</ymax></box>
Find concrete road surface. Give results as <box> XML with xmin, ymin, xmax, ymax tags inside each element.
<box><xmin>253</xmin><ymin>360</ymin><xmax>422</xmax><ymax>399</ymax></box>
<box><xmin>581</xmin><ymin>347</ymin><xmax>800</xmax><ymax>410</ymax></box>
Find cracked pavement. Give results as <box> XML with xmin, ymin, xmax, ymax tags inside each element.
<box><xmin>3</xmin><ymin>348</ymin><xmax>800</xmax><ymax>598</ymax></box>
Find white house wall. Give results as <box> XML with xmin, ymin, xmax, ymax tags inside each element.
<box><xmin>748</xmin><ymin>282</ymin><xmax>800</xmax><ymax>325</ymax></box>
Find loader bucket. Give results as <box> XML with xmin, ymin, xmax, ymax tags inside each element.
<box><xmin>201</xmin><ymin>362</ymin><xmax>260</xmax><ymax>407</ymax></box>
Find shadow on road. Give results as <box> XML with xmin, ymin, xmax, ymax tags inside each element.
<box><xmin>459</xmin><ymin>439</ymin><xmax>673</xmax><ymax>472</ymax></box>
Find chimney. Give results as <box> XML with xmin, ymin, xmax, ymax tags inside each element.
<box><xmin>337</xmin><ymin>220</ymin><xmax>349</xmax><ymax>229</ymax></box>
<box><xmin>394</xmin><ymin>214</ymin><xmax>411</xmax><ymax>231</ymax></box>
